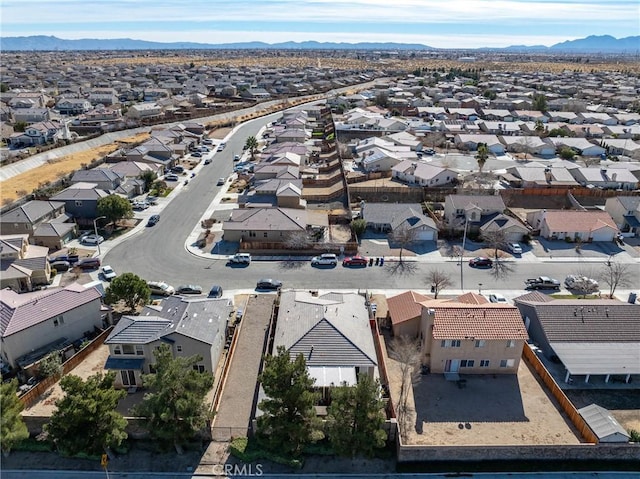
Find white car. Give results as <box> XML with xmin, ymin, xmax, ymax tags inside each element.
<box><xmin>82</xmin><ymin>234</ymin><xmax>104</xmax><ymax>245</ymax></box>
<box><xmin>507</xmin><ymin>243</ymin><xmax>523</xmax><ymax>254</ymax></box>
<box><xmin>311</xmin><ymin>253</ymin><xmax>338</xmax><ymax>266</ymax></box>
<box><xmin>228</xmin><ymin>253</ymin><xmax>251</xmax><ymax>264</ymax></box>
<box><xmin>101</xmin><ymin>265</ymin><xmax>117</xmax><ymax>281</ymax></box>
<box><xmin>564</xmin><ymin>275</ymin><xmax>599</xmax><ymax>292</ymax></box>
<box><xmin>489</xmin><ymin>293</ymin><xmax>508</xmax><ymax>304</ymax></box>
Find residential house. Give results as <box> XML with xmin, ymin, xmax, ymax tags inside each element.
<box><xmin>384</xmin><ymin>131</ymin><xmax>422</xmax><ymax>151</ymax></box>
<box><xmin>478</xmin><ymin>121</ymin><xmax>522</xmax><ymax>136</ymax></box>
<box><xmin>511</xmin><ymin>110</ymin><xmax>548</xmax><ymax>123</ymax></box>
<box><xmin>392</xmin><ymin>160</ymin><xmax>457</xmax><ymax>187</ymax></box>
<box><xmin>605</xmin><ymin>196</ymin><xmax>640</xmax><ymax>237</ymax></box>
<box><xmin>499</xmin><ymin>136</ymin><xmax>556</xmax><ymax>157</ymax></box>
<box><xmin>479</xmin><ymin>214</ymin><xmax>530</xmax><ymax>242</ymax></box>
<box><xmin>222</xmin><ymin>207</ymin><xmax>329</xmax><ymax>243</ymax></box>
<box><xmin>514</xmin><ymin>293</ymin><xmax>640</xmax><ymax>384</ymax></box>
<box><xmin>8</xmin><ymin>120</ymin><xmax>62</xmax><ymax>147</ymax></box>
<box><xmin>545</xmin><ymin>138</ymin><xmax>606</xmax><ymax>157</ymax></box>
<box><xmin>577</xmin><ymin>112</ymin><xmax>616</xmax><ymax>125</ymax></box>
<box><xmin>419</xmin><ymin>297</ymin><xmax>529</xmax><ymax>374</ymax></box>
<box><xmin>362</xmin><ymin>202</ymin><xmax>438</xmax><ymax>241</ymax></box>
<box><xmin>126</xmin><ymin>102</ymin><xmax>164</xmax><ymax>120</ymax></box>
<box><xmin>88</xmin><ymin>88</ymin><xmax>119</xmax><ymax>106</ymax></box>
<box><xmin>275</xmin><ymin>128</ymin><xmax>307</xmax><ymax>144</ymax></box>
<box><xmin>104</xmin><ymin>296</ymin><xmax>232</xmax><ymax>389</ymax></box>
<box><xmin>0</xmin><ymin>234</ymin><xmax>51</xmax><ymax>292</ymax></box>
<box><xmin>273</xmin><ymin>290</ymin><xmax>378</xmax><ymax>390</ymax></box>
<box><xmin>359</xmin><ymin>148</ymin><xmax>402</xmax><ymax>173</ymax></box>
<box><xmin>240</xmin><ymin>179</ymin><xmax>305</xmax><ymax>209</ymax></box>
<box><xmin>56</xmin><ymin>98</ymin><xmax>92</xmax><ymax>115</ymax></box>
<box><xmin>71</xmin><ymin>169</ymin><xmax>123</xmax><ymax>191</ymax></box>
<box><xmin>600</xmin><ymin>138</ymin><xmax>640</xmax><ymax>158</ymax></box>
<box><xmin>387</xmin><ymin>290</ymin><xmax>431</xmax><ymax>337</ymax></box>
<box><xmin>443</xmin><ymin>194</ymin><xmax>506</xmax><ymax>231</ymax></box>
<box><xmin>569</xmin><ymin>167</ymin><xmax>638</xmax><ymax>191</ymax></box>
<box><xmin>0</xmin><ymin>283</ymin><xmax>106</xmax><ymax>368</ymax></box>
<box><xmin>49</xmin><ymin>183</ymin><xmax>111</xmax><ymax>223</ymax></box>
<box><xmin>0</xmin><ymin>200</ymin><xmax>76</xmax><ymax>250</ymax></box>
<box><xmin>504</xmin><ymin>165</ymin><xmax>580</xmax><ymax>188</ymax></box>
<box><xmin>454</xmin><ymin>134</ymin><xmax>505</xmax><ymax>155</ymax></box>
<box><xmin>526</xmin><ymin>209</ymin><xmax>618</xmax><ymax>242</ymax></box>
<box><xmin>479</xmin><ymin>109</ymin><xmax>513</xmax><ymax>122</ymax></box>
<box><xmin>107</xmin><ymin>161</ymin><xmax>162</xmax><ymax>180</ymax></box>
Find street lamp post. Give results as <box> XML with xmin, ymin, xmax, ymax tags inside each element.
<box><xmin>93</xmin><ymin>216</ymin><xmax>106</xmax><ymax>256</ymax></box>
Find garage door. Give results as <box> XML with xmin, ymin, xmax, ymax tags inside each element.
<box><xmin>417</xmin><ymin>229</ymin><xmax>435</xmax><ymax>241</ymax></box>
<box><xmin>591</xmin><ymin>230</ymin><xmax>614</xmax><ymax>242</ymax></box>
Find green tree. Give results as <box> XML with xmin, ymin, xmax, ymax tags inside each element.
<box><xmin>374</xmin><ymin>92</ymin><xmax>388</xmax><ymax>108</ymax></box>
<box><xmin>350</xmin><ymin>218</ymin><xmax>367</xmax><ymax>240</ymax></box>
<box><xmin>326</xmin><ymin>374</ymin><xmax>386</xmax><ymax>458</ymax></box>
<box><xmin>97</xmin><ymin>194</ymin><xmax>133</xmax><ymax>226</ymax></box>
<box><xmin>0</xmin><ymin>82</ymin><xmax>9</xmax><ymax>93</ymax></box>
<box><xmin>244</xmin><ymin>136</ymin><xmax>259</xmax><ymax>160</ymax></box>
<box><xmin>140</xmin><ymin>171</ymin><xmax>157</xmax><ymax>192</ymax></box>
<box><xmin>559</xmin><ymin>146</ymin><xmax>577</xmax><ymax>160</ymax></box>
<box><xmin>13</xmin><ymin>121</ymin><xmax>27</xmax><ymax>133</ymax></box>
<box><xmin>534</xmin><ymin>120</ymin><xmax>545</xmax><ymax>136</ymax></box>
<box><xmin>105</xmin><ymin>272</ymin><xmax>150</xmax><ymax>312</ymax></box>
<box><xmin>482</xmin><ymin>89</ymin><xmax>497</xmax><ymax>100</ymax></box>
<box><xmin>476</xmin><ymin>143</ymin><xmax>489</xmax><ymax>173</ymax></box>
<box><xmin>45</xmin><ymin>372</ymin><xmax>127</xmax><ymax>456</ymax></box>
<box><xmin>1</xmin><ymin>379</ymin><xmax>29</xmax><ymax>456</ymax></box>
<box><xmin>38</xmin><ymin>351</ymin><xmax>63</xmax><ymax>379</ymax></box>
<box><xmin>257</xmin><ymin>346</ymin><xmax>318</xmax><ymax>457</ymax></box>
<box><xmin>133</xmin><ymin>345</ymin><xmax>213</xmax><ymax>452</ymax></box>
<box><xmin>532</xmin><ymin>94</ymin><xmax>547</xmax><ymax>112</ymax></box>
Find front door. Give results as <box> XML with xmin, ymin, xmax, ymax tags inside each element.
<box><xmin>120</xmin><ymin>370</ymin><xmax>136</xmax><ymax>387</ymax></box>
<box><xmin>445</xmin><ymin>359</ymin><xmax>460</xmax><ymax>373</ymax></box>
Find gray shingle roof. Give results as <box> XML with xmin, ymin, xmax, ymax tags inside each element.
<box><xmin>105</xmin><ymin>316</ymin><xmax>172</xmax><ymax>344</ymax></box>
<box><xmin>0</xmin><ymin>200</ymin><xmax>64</xmax><ymax>225</ymax></box>
<box><xmin>447</xmin><ymin>194</ymin><xmax>506</xmax><ymax>211</ymax></box>
<box><xmin>274</xmin><ymin>291</ymin><xmax>377</xmax><ymax>368</ymax></box>
<box><xmin>362</xmin><ymin>202</ymin><xmax>423</xmax><ymax>225</ymax></box>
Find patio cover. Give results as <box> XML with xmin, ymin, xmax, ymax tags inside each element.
<box><xmin>104</xmin><ymin>357</ymin><xmax>145</xmax><ymax>370</ymax></box>
<box><xmin>550</xmin><ymin>342</ymin><xmax>640</xmax><ymax>376</ymax></box>
<box><xmin>307</xmin><ymin>366</ymin><xmax>357</xmax><ymax>387</ymax></box>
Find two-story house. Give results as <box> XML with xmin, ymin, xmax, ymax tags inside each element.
<box><xmin>8</xmin><ymin>120</ymin><xmax>61</xmax><ymax>147</ymax></box>
<box><xmin>419</xmin><ymin>298</ymin><xmax>529</xmax><ymax>375</ymax></box>
<box><xmin>605</xmin><ymin>196</ymin><xmax>640</xmax><ymax>237</ymax></box>
<box><xmin>56</xmin><ymin>98</ymin><xmax>93</xmax><ymax>115</ymax></box>
<box><xmin>104</xmin><ymin>296</ymin><xmax>232</xmax><ymax>389</ymax></box>
<box><xmin>0</xmin><ymin>234</ymin><xmax>51</xmax><ymax>292</ymax></box>
<box><xmin>49</xmin><ymin>183</ymin><xmax>111</xmax><ymax>224</ymax></box>
<box><xmin>70</xmin><ymin>169</ymin><xmax>123</xmax><ymax>191</ymax></box>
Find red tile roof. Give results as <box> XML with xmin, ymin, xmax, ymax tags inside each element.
<box><xmin>427</xmin><ymin>303</ymin><xmax>529</xmax><ymax>340</ymax></box>
<box><xmin>387</xmin><ymin>290</ymin><xmax>431</xmax><ymax>325</ymax></box>
<box><xmin>543</xmin><ymin>210</ymin><xmax>617</xmax><ymax>233</ymax></box>
<box><xmin>456</xmin><ymin>292</ymin><xmax>489</xmax><ymax>305</ymax></box>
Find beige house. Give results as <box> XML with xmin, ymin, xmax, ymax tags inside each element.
<box><xmin>0</xmin><ymin>234</ymin><xmax>51</xmax><ymax>292</ymax></box>
<box><xmin>387</xmin><ymin>290</ymin><xmax>431</xmax><ymax>337</ymax></box>
<box><xmin>104</xmin><ymin>296</ymin><xmax>231</xmax><ymax>389</ymax></box>
<box><xmin>419</xmin><ymin>298</ymin><xmax>528</xmax><ymax>375</ymax></box>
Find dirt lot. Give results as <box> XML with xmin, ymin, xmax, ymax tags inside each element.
<box><xmin>1</xmin><ymin>132</ymin><xmax>149</xmax><ymax>204</ymax></box>
<box><xmin>208</xmin><ymin>127</ymin><xmax>232</xmax><ymax>140</ymax></box>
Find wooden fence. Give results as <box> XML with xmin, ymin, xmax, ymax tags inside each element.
<box><xmin>522</xmin><ymin>344</ymin><xmax>598</xmax><ymax>444</ymax></box>
<box><xmin>19</xmin><ymin>326</ymin><xmax>113</xmax><ymax>408</ymax></box>
<box><xmin>240</xmin><ymin>241</ymin><xmax>358</xmax><ymax>255</ymax></box>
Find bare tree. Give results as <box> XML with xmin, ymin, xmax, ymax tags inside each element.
<box><xmin>388</xmin><ymin>225</ymin><xmax>418</xmax><ymax>264</ymax></box>
<box><xmin>426</xmin><ymin>268</ymin><xmax>453</xmax><ymax>299</ymax></box>
<box><xmin>389</xmin><ymin>336</ymin><xmax>420</xmax><ymax>443</ymax></box>
<box><xmin>284</xmin><ymin>231</ymin><xmax>312</xmax><ymax>250</ymax></box>
<box><xmin>599</xmin><ymin>259</ymin><xmax>632</xmax><ymax>299</ymax></box>
<box><xmin>481</xmin><ymin>230</ymin><xmax>509</xmax><ymax>259</ymax></box>
<box><xmin>490</xmin><ymin>251</ymin><xmax>514</xmax><ymax>280</ymax></box>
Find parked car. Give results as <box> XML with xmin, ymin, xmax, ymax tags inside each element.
<box><xmin>228</xmin><ymin>253</ymin><xmax>251</xmax><ymax>265</ymax></box>
<box><xmin>192</xmin><ymin>152</ymin><xmax>202</xmax><ymax>158</ymax></box>
<box><xmin>217</xmin><ymin>177</ymin><xmax>226</xmax><ymax>186</ymax></box>
<box><xmin>256</xmin><ymin>279</ymin><xmax>282</xmax><ymax>291</ymax></box>
<box><xmin>489</xmin><ymin>293</ymin><xmax>508</xmax><ymax>304</ymax></box>
<box><xmin>507</xmin><ymin>243</ymin><xmax>523</xmax><ymax>254</ymax></box>
<box><xmin>564</xmin><ymin>275</ymin><xmax>599</xmax><ymax>292</ymax></box>
<box><xmin>525</xmin><ymin>276</ymin><xmax>561</xmax><ymax>290</ymax></box>
<box><xmin>147</xmin><ymin>214</ymin><xmax>160</xmax><ymax>227</ymax></box>
<box><xmin>424</xmin><ymin>148</ymin><xmax>436</xmax><ymax>155</ymax></box>
<box><xmin>132</xmin><ymin>201</ymin><xmax>149</xmax><ymax>211</ymax></box>
<box><xmin>204</xmin><ymin>158</ymin><xmax>212</xmax><ymax>165</ymax></box>
<box><xmin>81</xmin><ymin>234</ymin><xmax>104</xmax><ymax>245</ymax></box>
<box><xmin>165</xmin><ymin>173</ymin><xmax>179</xmax><ymax>181</ymax></box>
<box><xmin>49</xmin><ymin>254</ymin><xmax>79</xmax><ymax>264</ymax></box>
<box><xmin>146</xmin><ymin>195</ymin><xmax>158</xmax><ymax>205</ymax></box>
<box><xmin>147</xmin><ymin>281</ymin><xmax>175</xmax><ymax>296</ymax></box>
<box><xmin>50</xmin><ymin>260</ymin><xmax>71</xmax><ymax>272</ymax></box>
<box><xmin>311</xmin><ymin>253</ymin><xmax>338</xmax><ymax>267</ymax></box>
<box><xmin>217</xmin><ymin>144</ymin><xmax>225</xmax><ymax>152</ymax></box>
<box><xmin>101</xmin><ymin>265</ymin><xmax>116</xmax><ymax>281</ymax></box>
<box><xmin>469</xmin><ymin>257</ymin><xmax>493</xmax><ymax>268</ymax></box>
<box><xmin>203</xmin><ymin>139</ymin><xmax>213</xmax><ymax>145</ymax></box>
<box><xmin>208</xmin><ymin>285</ymin><xmax>223</xmax><ymax>298</ymax></box>
<box><xmin>233</xmin><ymin>154</ymin><xmax>240</xmax><ymax>161</ymax></box>
<box><xmin>176</xmin><ymin>284</ymin><xmax>203</xmax><ymax>295</ymax></box>
<box><xmin>342</xmin><ymin>255</ymin><xmax>368</xmax><ymax>267</ymax></box>
<box><xmin>77</xmin><ymin>257</ymin><xmax>101</xmax><ymax>270</ymax></box>
<box><xmin>171</xmin><ymin>165</ymin><xmax>185</xmax><ymax>173</ymax></box>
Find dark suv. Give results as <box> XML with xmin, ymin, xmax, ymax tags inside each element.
<box><xmin>256</xmin><ymin>279</ymin><xmax>282</xmax><ymax>291</ymax></box>
<box><xmin>77</xmin><ymin>258</ymin><xmax>101</xmax><ymax>270</ymax></box>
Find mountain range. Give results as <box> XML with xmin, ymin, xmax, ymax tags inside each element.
<box><xmin>0</xmin><ymin>34</ymin><xmax>638</xmax><ymax>53</ymax></box>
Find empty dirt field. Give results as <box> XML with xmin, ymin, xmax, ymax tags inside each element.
<box><xmin>1</xmin><ymin>132</ymin><xmax>149</xmax><ymax>204</ymax></box>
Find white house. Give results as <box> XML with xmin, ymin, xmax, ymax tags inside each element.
<box><xmin>392</xmin><ymin>160</ymin><xmax>457</xmax><ymax>187</ymax></box>
<box><xmin>526</xmin><ymin>210</ymin><xmax>618</xmax><ymax>242</ymax></box>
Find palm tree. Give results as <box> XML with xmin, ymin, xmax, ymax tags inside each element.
<box><xmin>244</xmin><ymin>136</ymin><xmax>258</xmax><ymax>160</ymax></box>
<box><xmin>476</xmin><ymin>143</ymin><xmax>489</xmax><ymax>173</ymax></box>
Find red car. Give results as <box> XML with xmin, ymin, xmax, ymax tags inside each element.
<box><xmin>342</xmin><ymin>255</ymin><xmax>368</xmax><ymax>267</ymax></box>
<box><xmin>469</xmin><ymin>257</ymin><xmax>493</xmax><ymax>268</ymax></box>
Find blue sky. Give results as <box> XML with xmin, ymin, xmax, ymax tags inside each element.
<box><xmin>1</xmin><ymin>0</ymin><xmax>638</xmax><ymax>48</ymax></box>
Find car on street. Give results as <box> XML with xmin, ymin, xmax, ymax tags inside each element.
<box><xmin>233</xmin><ymin>154</ymin><xmax>240</xmax><ymax>161</ymax></box>
<box><xmin>192</xmin><ymin>152</ymin><xmax>202</xmax><ymax>157</ymax></box>
<box><xmin>525</xmin><ymin>276</ymin><xmax>561</xmax><ymax>290</ymax></box>
<box><xmin>217</xmin><ymin>177</ymin><xmax>226</xmax><ymax>186</ymax></box>
<box><xmin>342</xmin><ymin>255</ymin><xmax>368</xmax><ymax>267</ymax></box>
<box><xmin>208</xmin><ymin>285</ymin><xmax>223</xmax><ymax>298</ymax></box>
<box><xmin>488</xmin><ymin>293</ymin><xmax>508</xmax><ymax>304</ymax></box>
<box><xmin>77</xmin><ymin>257</ymin><xmax>101</xmax><ymax>270</ymax></box>
<box><xmin>204</xmin><ymin>158</ymin><xmax>212</xmax><ymax>165</ymax></box>
<box><xmin>217</xmin><ymin>142</ymin><xmax>226</xmax><ymax>151</ymax></box>
<box><xmin>165</xmin><ymin>173</ymin><xmax>179</xmax><ymax>181</ymax></box>
<box><xmin>81</xmin><ymin>234</ymin><xmax>104</xmax><ymax>245</ymax></box>
<box><xmin>176</xmin><ymin>284</ymin><xmax>203</xmax><ymax>295</ymax></box>
<box><xmin>147</xmin><ymin>281</ymin><xmax>175</xmax><ymax>296</ymax></box>
<box><xmin>256</xmin><ymin>279</ymin><xmax>282</xmax><ymax>291</ymax></box>
<box><xmin>564</xmin><ymin>275</ymin><xmax>599</xmax><ymax>292</ymax></box>
<box><xmin>101</xmin><ymin>265</ymin><xmax>117</xmax><ymax>281</ymax></box>
<box><xmin>469</xmin><ymin>256</ymin><xmax>493</xmax><ymax>268</ymax></box>
<box><xmin>147</xmin><ymin>214</ymin><xmax>160</xmax><ymax>227</ymax></box>
<box><xmin>50</xmin><ymin>260</ymin><xmax>71</xmax><ymax>272</ymax></box>
<box><xmin>228</xmin><ymin>253</ymin><xmax>251</xmax><ymax>265</ymax></box>
<box><xmin>311</xmin><ymin>253</ymin><xmax>338</xmax><ymax>267</ymax></box>
<box><xmin>507</xmin><ymin>243</ymin><xmax>523</xmax><ymax>254</ymax></box>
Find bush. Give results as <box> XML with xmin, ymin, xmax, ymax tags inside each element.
<box><xmin>229</xmin><ymin>437</ymin><xmax>303</xmax><ymax>469</ymax></box>
<box><xmin>14</xmin><ymin>437</ymin><xmax>54</xmax><ymax>452</ymax></box>
<box><xmin>629</xmin><ymin>429</ymin><xmax>640</xmax><ymax>443</ymax></box>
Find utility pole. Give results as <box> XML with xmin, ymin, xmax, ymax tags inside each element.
<box><xmin>460</xmin><ymin>216</ymin><xmax>469</xmax><ymax>292</ymax></box>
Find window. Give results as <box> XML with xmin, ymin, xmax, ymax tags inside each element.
<box><xmin>148</xmin><ymin>364</ymin><xmax>156</xmax><ymax>374</ymax></box>
<box><xmin>500</xmin><ymin>359</ymin><xmax>515</xmax><ymax>368</ymax></box>
<box><xmin>135</xmin><ymin>345</ymin><xmax>144</xmax><ymax>356</ymax></box>
<box><xmin>193</xmin><ymin>365</ymin><xmax>205</xmax><ymax>373</ymax></box>
<box><xmin>475</xmin><ymin>340</ymin><xmax>485</xmax><ymax>348</ymax></box>
<box><xmin>506</xmin><ymin>340</ymin><xmax>516</xmax><ymax>348</ymax></box>
<box><xmin>122</xmin><ymin>344</ymin><xmax>135</xmax><ymax>355</ymax></box>
<box><xmin>114</xmin><ymin>346</ymin><xmax>122</xmax><ymax>355</ymax></box>
<box><xmin>263</xmin><ymin>232</ymin><xmax>268</xmax><ymax>238</ymax></box>
<box><xmin>74</xmin><ymin>200</ymin><xmax>83</xmax><ymax>207</ymax></box>
<box><xmin>176</xmin><ymin>345</ymin><xmax>182</xmax><ymax>352</ymax></box>
<box><xmin>52</xmin><ymin>315</ymin><xmax>64</xmax><ymax>327</ymax></box>
<box><xmin>460</xmin><ymin>360</ymin><xmax>475</xmax><ymax>368</ymax></box>
<box><xmin>249</xmin><ymin>231</ymin><xmax>256</xmax><ymax>238</ymax></box>
<box><xmin>480</xmin><ymin>360</ymin><xmax>490</xmax><ymax>367</ymax></box>
<box><xmin>441</xmin><ymin>340</ymin><xmax>461</xmax><ymax>348</ymax></box>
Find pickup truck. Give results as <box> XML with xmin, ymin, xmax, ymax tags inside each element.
<box><xmin>525</xmin><ymin>276</ymin><xmax>561</xmax><ymax>290</ymax></box>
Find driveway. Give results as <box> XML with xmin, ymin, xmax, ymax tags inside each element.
<box><xmin>532</xmin><ymin>237</ymin><xmax>631</xmax><ymax>259</ymax></box>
